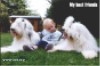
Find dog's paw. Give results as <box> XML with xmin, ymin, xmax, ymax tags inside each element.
<box><xmin>81</xmin><ymin>50</ymin><xmax>98</xmax><ymax>59</ymax></box>
<box><xmin>47</xmin><ymin>49</ymin><xmax>56</xmax><ymax>53</ymax></box>
<box><xmin>32</xmin><ymin>45</ymin><xmax>38</xmax><ymax>49</ymax></box>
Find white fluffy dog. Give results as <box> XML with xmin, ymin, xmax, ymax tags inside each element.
<box><xmin>48</xmin><ymin>16</ymin><xmax>99</xmax><ymax>59</ymax></box>
<box><xmin>1</xmin><ymin>18</ymin><xmax>40</xmax><ymax>53</ymax></box>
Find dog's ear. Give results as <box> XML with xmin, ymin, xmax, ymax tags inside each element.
<box><xmin>24</xmin><ymin>23</ymin><xmax>26</xmax><ymax>29</ymax></box>
<box><xmin>22</xmin><ymin>19</ymin><xmax>27</xmax><ymax>29</ymax></box>
<box><xmin>28</xmin><ymin>32</ymin><xmax>32</xmax><ymax>39</ymax></box>
<box><xmin>22</xmin><ymin>18</ymin><xmax>24</xmax><ymax>22</ymax></box>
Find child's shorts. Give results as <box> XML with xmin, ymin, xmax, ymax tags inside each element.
<box><xmin>37</xmin><ymin>40</ymin><xmax>53</xmax><ymax>50</ymax></box>
<box><xmin>37</xmin><ymin>40</ymin><xmax>48</xmax><ymax>49</ymax></box>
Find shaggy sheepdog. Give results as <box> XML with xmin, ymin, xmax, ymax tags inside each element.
<box><xmin>48</xmin><ymin>16</ymin><xmax>99</xmax><ymax>59</ymax></box>
<box><xmin>1</xmin><ymin>18</ymin><xmax>40</xmax><ymax>53</ymax></box>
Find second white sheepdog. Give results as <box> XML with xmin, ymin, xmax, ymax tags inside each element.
<box><xmin>1</xmin><ymin>18</ymin><xmax>40</xmax><ymax>53</ymax></box>
<box><xmin>48</xmin><ymin>16</ymin><xmax>99</xmax><ymax>59</ymax></box>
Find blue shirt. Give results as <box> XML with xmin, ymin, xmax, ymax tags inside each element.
<box><xmin>41</xmin><ymin>29</ymin><xmax>62</xmax><ymax>45</ymax></box>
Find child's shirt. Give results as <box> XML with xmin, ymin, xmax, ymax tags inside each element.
<box><xmin>41</xmin><ymin>29</ymin><xmax>62</xmax><ymax>45</ymax></box>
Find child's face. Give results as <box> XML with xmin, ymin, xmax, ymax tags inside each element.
<box><xmin>44</xmin><ymin>22</ymin><xmax>56</xmax><ymax>33</ymax></box>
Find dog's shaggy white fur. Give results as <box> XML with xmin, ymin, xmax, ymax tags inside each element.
<box><xmin>48</xmin><ymin>16</ymin><xmax>99</xmax><ymax>59</ymax></box>
<box><xmin>1</xmin><ymin>18</ymin><xmax>40</xmax><ymax>53</ymax></box>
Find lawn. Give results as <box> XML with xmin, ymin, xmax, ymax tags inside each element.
<box><xmin>0</xmin><ymin>33</ymin><xmax>99</xmax><ymax>65</ymax></box>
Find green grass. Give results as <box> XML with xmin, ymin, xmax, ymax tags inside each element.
<box><xmin>1</xmin><ymin>33</ymin><xmax>99</xmax><ymax>65</ymax></box>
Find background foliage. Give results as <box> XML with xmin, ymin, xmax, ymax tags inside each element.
<box><xmin>0</xmin><ymin>0</ymin><xmax>31</xmax><ymax>32</ymax></box>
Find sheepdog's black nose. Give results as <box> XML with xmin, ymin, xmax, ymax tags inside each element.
<box><xmin>10</xmin><ymin>28</ymin><xmax>15</xmax><ymax>32</ymax></box>
<box><xmin>60</xmin><ymin>28</ymin><xmax>65</xmax><ymax>33</ymax></box>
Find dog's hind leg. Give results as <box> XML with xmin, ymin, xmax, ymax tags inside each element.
<box><xmin>48</xmin><ymin>41</ymin><xmax>73</xmax><ymax>53</ymax></box>
<box><xmin>81</xmin><ymin>50</ymin><xmax>98</xmax><ymax>59</ymax></box>
<box><xmin>47</xmin><ymin>44</ymin><xmax>63</xmax><ymax>53</ymax></box>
